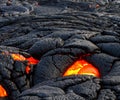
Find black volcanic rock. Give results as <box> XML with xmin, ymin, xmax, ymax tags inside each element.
<box><xmin>17</xmin><ymin>76</ymin><xmax>100</xmax><ymax>100</ymax></box>
<box><xmin>0</xmin><ymin>46</ymin><xmax>32</xmax><ymax>100</ymax></box>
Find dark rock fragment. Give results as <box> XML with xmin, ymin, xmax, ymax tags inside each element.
<box><xmin>97</xmin><ymin>89</ymin><xmax>116</xmax><ymax>100</ymax></box>
<box><xmin>28</xmin><ymin>38</ymin><xmax>64</xmax><ymax>59</ymax></box>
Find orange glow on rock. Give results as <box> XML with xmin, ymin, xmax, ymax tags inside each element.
<box><xmin>11</xmin><ymin>53</ymin><xmax>39</xmax><ymax>74</ymax></box>
<box><xmin>63</xmin><ymin>60</ymin><xmax>100</xmax><ymax>78</ymax></box>
<box><xmin>0</xmin><ymin>85</ymin><xmax>7</xmax><ymax>97</ymax></box>
<box><xmin>26</xmin><ymin>57</ymin><xmax>39</xmax><ymax>65</ymax></box>
<box><xmin>11</xmin><ymin>54</ymin><xmax>26</xmax><ymax>61</ymax></box>
<box><xmin>25</xmin><ymin>66</ymin><xmax>31</xmax><ymax>74</ymax></box>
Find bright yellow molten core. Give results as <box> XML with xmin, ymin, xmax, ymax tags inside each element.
<box><xmin>0</xmin><ymin>85</ymin><xmax>7</xmax><ymax>97</ymax></box>
<box><xmin>63</xmin><ymin>60</ymin><xmax>100</xmax><ymax>78</ymax></box>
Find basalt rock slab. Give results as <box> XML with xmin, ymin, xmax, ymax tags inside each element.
<box><xmin>17</xmin><ymin>76</ymin><xmax>100</xmax><ymax>100</ymax></box>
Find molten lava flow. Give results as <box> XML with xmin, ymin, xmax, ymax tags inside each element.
<box><xmin>26</xmin><ymin>57</ymin><xmax>39</xmax><ymax>65</ymax></box>
<box><xmin>11</xmin><ymin>54</ymin><xmax>26</xmax><ymax>61</ymax></box>
<box><xmin>25</xmin><ymin>66</ymin><xmax>31</xmax><ymax>74</ymax></box>
<box><xmin>25</xmin><ymin>57</ymin><xmax>39</xmax><ymax>74</ymax></box>
<box><xmin>11</xmin><ymin>53</ymin><xmax>39</xmax><ymax>74</ymax></box>
<box><xmin>63</xmin><ymin>59</ymin><xmax>100</xmax><ymax>78</ymax></box>
<box><xmin>0</xmin><ymin>85</ymin><xmax>7</xmax><ymax>97</ymax></box>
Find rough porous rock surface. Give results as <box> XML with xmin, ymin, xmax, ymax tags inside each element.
<box><xmin>0</xmin><ymin>46</ymin><xmax>33</xmax><ymax>100</ymax></box>
<box><xmin>0</xmin><ymin>0</ymin><xmax>120</xmax><ymax>100</ymax></box>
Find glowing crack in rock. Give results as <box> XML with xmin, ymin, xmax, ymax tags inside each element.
<box><xmin>11</xmin><ymin>53</ymin><xmax>39</xmax><ymax>74</ymax></box>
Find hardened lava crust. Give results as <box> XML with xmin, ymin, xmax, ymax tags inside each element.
<box><xmin>0</xmin><ymin>0</ymin><xmax>120</xmax><ymax>100</ymax></box>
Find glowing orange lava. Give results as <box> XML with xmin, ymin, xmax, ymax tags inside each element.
<box><xmin>11</xmin><ymin>53</ymin><xmax>39</xmax><ymax>74</ymax></box>
<box><xmin>25</xmin><ymin>66</ymin><xmax>31</xmax><ymax>74</ymax></box>
<box><xmin>63</xmin><ymin>59</ymin><xmax>100</xmax><ymax>78</ymax></box>
<box><xmin>26</xmin><ymin>57</ymin><xmax>39</xmax><ymax>65</ymax></box>
<box><xmin>0</xmin><ymin>85</ymin><xmax>7</xmax><ymax>97</ymax></box>
<box><xmin>11</xmin><ymin>54</ymin><xmax>26</xmax><ymax>61</ymax></box>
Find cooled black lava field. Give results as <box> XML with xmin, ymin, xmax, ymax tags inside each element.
<box><xmin>0</xmin><ymin>0</ymin><xmax>120</xmax><ymax>100</ymax></box>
